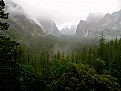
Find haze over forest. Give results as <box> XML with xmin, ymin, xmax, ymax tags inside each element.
<box><xmin>1</xmin><ymin>0</ymin><xmax>121</xmax><ymax>90</ymax></box>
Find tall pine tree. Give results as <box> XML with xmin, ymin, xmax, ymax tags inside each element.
<box><xmin>0</xmin><ymin>0</ymin><xmax>21</xmax><ymax>90</ymax></box>
<box><xmin>98</xmin><ymin>31</ymin><xmax>106</xmax><ymax>60</ymax></box>
<box><xmin>0</xmin><ymin>0</ymin><xmax>9</xmax><ymax>30</ymax></box>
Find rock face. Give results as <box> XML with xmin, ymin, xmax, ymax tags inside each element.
<box><xmin>4</xmin><ymin>0</ymin><xmax>60</xmax><ymax>37</ymax></box>
<box><xmin>86</xmin><ymin>12</ymin><xmax>104</xmax><ymax>23</ymax></box>
<box><xmin>37</xmin><ymin>18</ymin><xmax>61</xmax><ymax>37</ymax></box>
<box><xmin>76</xmin><ymin>10</ymin><xmax>121</xmax><ymax>39</ymax></box>
<box><xmin>76</xmin><ymin>20</ymin><xmax>89</xmax><ymax>37</ymax></box>
<box><xmin>5</xmin><ymin>0</ymin><xmax>24</xmax><ymax>15</ymax></box>
<box><xmin>4</xmin><ymin>0</ymin><xmax>44</xmax><ymax>37</ymax></box>
<box><xmin>2</xmin><ymin>0</ymin><xmax>57</xmax><ymax>51</ymax></box>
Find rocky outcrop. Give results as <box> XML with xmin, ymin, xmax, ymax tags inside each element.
<box><xmin>37</xmin><ymin>18</ymin><xmax>61</xmax><ymax>37</ymax></box>
<box><xmin>76</xmin><ymin>10</ymin><xmax>121</xmax><ymax>39</ymax></box>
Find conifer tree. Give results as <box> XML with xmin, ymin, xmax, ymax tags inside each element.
<box><xmin>98</xmin><ymin>31</ymin><xmax>106</xmax><ymax>60</ymax></box>
<box><xmin>0</xmin><ymin>0</ymin><xmax>9</xmax><ymax>30</ymax></box>
<box><xmin>0</xmin><ymin>1</ymin><xmax>21</xmax><ymax>90</ymax></box>
<box><xmin>57</xmin><ymin>49</ymin><xmax>60</xmax><ymax>60</ymax></box>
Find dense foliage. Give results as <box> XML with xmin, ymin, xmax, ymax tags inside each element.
<box><xmin>1</xmin><ymin>0</ymin><xmax>121</xmax><ymax>91</ymax></box>
<box><xmin>1</xmin><ymin>33</ymin><xmax>121</xmax><ymax>91</ymax></box>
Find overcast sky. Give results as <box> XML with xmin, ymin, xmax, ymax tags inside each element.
<box><xmin>12</xmin><ymin>0</ymin><xmax>121</xmax><ymax>29</ymax></box>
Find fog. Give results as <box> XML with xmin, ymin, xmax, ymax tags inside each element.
<box><xmin>12</xmin><ymin>0</ymin><xmax>120</xmax><ymax>29</ymax></box>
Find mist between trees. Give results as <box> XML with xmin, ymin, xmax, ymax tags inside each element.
<box><xmin>0</xmin><ymin>0</ymin><xmax>121</xmax><ymax>91</ymax></box>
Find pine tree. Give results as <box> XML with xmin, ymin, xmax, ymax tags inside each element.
<box><xmin>98</xmin><ymin>31</ymin><xmax>106</xmax><ymax>60</ymax></box>
<box><xmin>0</xmin><ymin>0</ymin><xmax>9</xmax><ymax>30</ymax></box>
<box><xmin>0</xmin><ymin>1</ymin><xmax>21</xmax><ymax>90</ymax></box>
<box><xmin>57</xmin><ymin>49</ymin><xmax>60</xmax><ymax>60</ymax></box>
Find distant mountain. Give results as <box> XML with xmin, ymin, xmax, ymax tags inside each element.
<box><xmin>86</xmin><ymin>12</ymin><xmax>104</xmax><ymax>23</ymax></box>
<box><xmin>36</xmin><ymin>18</ymin><xmax>61</xmax><ymax>37</ymax></box>
<box><xmin>5</xmin><ymin>0</ymin><xmax>25</xmax><ymax>16</ymax></box>
<box><xmin>76</xmin><ymin>10</ymin><xmax>121</xmax><ymax>39</ymax></box>
<box><xmin>76</xmin><ymin>20</ymin><xmax>89</xmax><ymax>37</ymax></box>
<box><xmin>2</xmin><ymin>0</ymin><xmax>57</xmax><ymax>52</ymax></box>
<box><xmin>4</xmin><ymin>0</ymin><xmax>44</xmax><ymax>37</ymax></box>
<box><xmin>4</xmin><ymin>0</ymin><xmax>60</xmax><ymax>37</ymax></box>
<box><xmin>61</xmin><ymin>25</ymin><xmax>76</xmax><ymax>35</ymax></box>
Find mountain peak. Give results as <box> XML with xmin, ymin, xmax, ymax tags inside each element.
<box><xmin>86</xmin><ymin>12</ymin><xmax>104</xmax><ymax>23</ymax></box>
<box><xmin>5</xmin><ymin>0</ymin><xmax>24</xmax><ymax>14</ymax></box>
<box><xmin>76</xmin><ymin>10</ymin><xmax>121</xmax><ymax>38</ymax></box>
<box><xmin>36</xmin><ymin>17</ymin><xmax>60</xmax><ymax>36</ymax></box>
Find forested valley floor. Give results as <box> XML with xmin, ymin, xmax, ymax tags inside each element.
<box><xmin>1</xmin><ymin>32</ymin><xmax>121</xmax><ymax>91</ymax></box>
<box><xmin>1</xmin><ymin>0</ymin><xmax>121</xmax><ymax>91</ymax></box>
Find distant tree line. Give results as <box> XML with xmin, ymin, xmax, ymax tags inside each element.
<box><xmin>0</xmin><ymin>0</ymin><xmax>121</xmax><ymax>91</ymax></box>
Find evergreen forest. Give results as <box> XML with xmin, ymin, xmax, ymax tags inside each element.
<box><xmin>0</xmin><ymin>0</ymin><xmax>121</xmax><ymax>91</ymax></box>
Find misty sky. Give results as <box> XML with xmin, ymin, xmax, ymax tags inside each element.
<box><xmin>13</xmin><ymin>0</ymin><xmax>121</xmax><ymax>29</ymax></box>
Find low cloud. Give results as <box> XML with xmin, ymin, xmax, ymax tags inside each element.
<box><xmin>8</xmin><ymin>0</ymin><xmax>121</xmax><ymax>29</ymax></box>
<box><xmin>117</xmin><ymin>0</ymin><xmax>121</xmax><ymax>8</ymax></box>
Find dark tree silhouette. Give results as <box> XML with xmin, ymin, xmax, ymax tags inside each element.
<box><xmin>0</xmin><ymin>0</ymin><xmax>21</xmax><ymax>91</ymax></box>
<box><xmin>0</xmin><ymin>0</ymin><xmax>9</xmax><ymax>30</ymax></box>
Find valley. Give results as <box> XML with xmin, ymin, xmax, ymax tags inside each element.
<box><xmin>1</xmin><ymin>0</ymin><xmax>121</xmax><ymax>91</ymax></box>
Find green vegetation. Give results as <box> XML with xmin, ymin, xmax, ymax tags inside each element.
<box><xmin>1</xmin><ymin>0</ymin><xmax>121</xmax><ymax>91</ymax></box>
<box><xmin>1</xmin><ymin>30</ymin><xmax>121</xmax><ymax>91</ymax></box>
